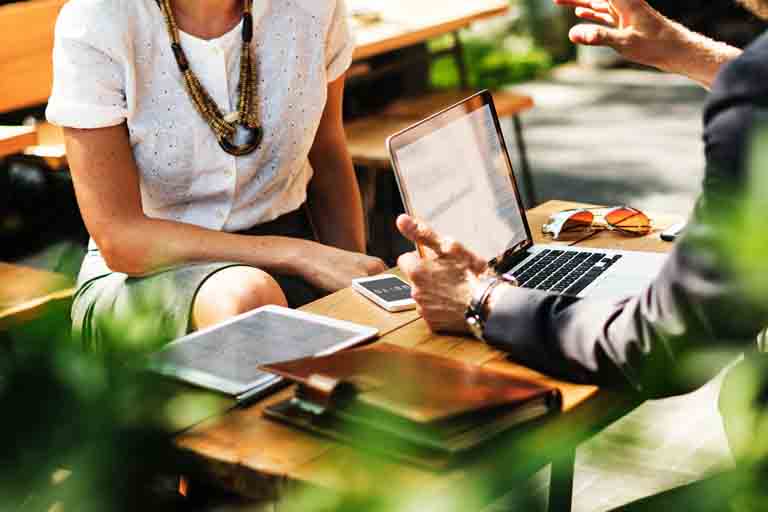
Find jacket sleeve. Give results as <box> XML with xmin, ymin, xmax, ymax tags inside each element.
<box><xmin>484</xmin><ymin>33</ymin><xmax>768</xmax><ymax>398</ymax></box>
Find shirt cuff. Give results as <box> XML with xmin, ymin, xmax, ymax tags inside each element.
<box><xmin>484</xmin><ymin>284</ymin><xmax>550</xmax><ymax>353</ymax></box>
<box><xmin>326</xmin><ymin>39</ymin><xmax>355</xmax><ymax>82</ymax></box>
<box><xmin>45</xmin><ymin>101</ymin><xmax>127</xmax><ymax>129</ymax></box>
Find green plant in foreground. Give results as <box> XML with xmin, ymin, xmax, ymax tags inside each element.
<box><xmin>0</xmin><ymin>284</ymin><xmax>220</xmax><ymax>511</ymax></box>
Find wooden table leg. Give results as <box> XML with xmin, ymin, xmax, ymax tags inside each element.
<box><xmin>512</xmin><ymin>115</ymin><xmax>536</xmax><ymax>208</ymax></box>
<box><xmin>355</xmin><ymin>166</ymin><xmax>377</xmax><ymax>247</ymax></box>
<box><xmin>548</xmin><ymin>449</ymin><xmax>575</xmax><ymax>512</ymax></box>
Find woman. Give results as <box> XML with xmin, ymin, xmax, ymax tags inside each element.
<box><xmin>46</xmin><ymin>0</ymin><xmax>386</xmax><ymax>348</ymax></box>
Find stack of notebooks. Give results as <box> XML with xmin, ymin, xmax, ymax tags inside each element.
<box><xmin>148</xmin><ymin>305</ymin><xmax>562</xmax><ymax>466</ymax></box>
<box><xmin>261</xmin><ymin>343</ymin><xmax>562</xmax><ymax>468</ymax></box>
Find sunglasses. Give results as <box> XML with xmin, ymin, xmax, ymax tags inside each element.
<box><xmin>542</xmin><ymin>206</ymin><xmax>652</xmax><ymax>240</ymax></box>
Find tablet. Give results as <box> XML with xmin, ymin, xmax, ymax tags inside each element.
<box><xmin>149</xmin><ymin>305</ymin><xmax>379</xmax><ymax>402</ymax></box>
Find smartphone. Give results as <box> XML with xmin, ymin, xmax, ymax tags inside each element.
<box><xmin>352</xmin><ymin>275</ymin><xmax>416</xmax><ymax>312</ymax></box>
<box><xmin>660</xmin><ymin>222</ymin><xmax>686</xmax><ymax>242</ymax></box>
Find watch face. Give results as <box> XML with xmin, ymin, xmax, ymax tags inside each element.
<box><xmin>465</xmin><ymin>315</ymin><xmax>484</xmax><ymax>341</ymax></box>
<box><xmin>358</xmin><ymin>277</ymin><xmax>412</xmax><ymax>302</ymax></box>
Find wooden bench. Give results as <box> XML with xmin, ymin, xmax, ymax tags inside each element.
<box><xmin>0</xmin><ymin>125</ymin><xmax>37</xmax><ymax>159</ymax></box>
<box><xmin>0</xmin><ymin>2</ymin><xmax>75</xmax><ymax>330</ymax></box>
<box><xmin>345</xmin><ymin>31</ymin><xmax>538</xmax><ymax>225</ymax></box>
<box><xmin>0</xmin><ymin>262</ymin><xmax>75</xmax><ymax>330</ymax></box>
<box><xmin>345</xmin><ymin>88</ymin><xmax>535</xmax><ymax>261</ymax></box>
<box><xmin>346</xmin><ymin>89</ymin><xmax>535</xmax><ymax>199</ymax></box>
<box><xmin>0</xmin><ymin>0</ymin><xmax>66</xmax><ymax>114</ymax></box>
<box><xmin>24</xmin><ymin>122</ymin><xmax>67</xmax><ymax>170</ymax></box>
<box><xmin>0</xmin><ymin>0</ymin><xmax>68</xmax><ymax>169</ymax></box>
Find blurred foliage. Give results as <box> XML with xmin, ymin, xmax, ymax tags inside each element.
<box><xmin>0</xmin><ymin>272</ymin><xmax>221</xmax><ymax>511</ymax></box>
<box><xmin>7</xmin><ymin>115</ymin><xmax>768</xmax><ymax>509</ymax></box>
<box><xmin>429</xmin><ymin>35</ymin><xmax>552</xmax><ymax>90</ymax></box>
<box><xmin>724</xmin><ymin>121</ymin><xmax>768</xmax><ymax>303</ymax></box>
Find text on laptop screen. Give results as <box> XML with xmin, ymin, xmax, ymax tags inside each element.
<box><xmin>394</xmin><ymin>105</ymin><xmax>528</xmax><ymax>262</ymax></box>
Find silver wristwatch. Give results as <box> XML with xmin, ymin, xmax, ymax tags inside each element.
<box><xmin>465</xmin><ymin>277</ymin><xmax>503</xmax><ymax>341</ymax></box>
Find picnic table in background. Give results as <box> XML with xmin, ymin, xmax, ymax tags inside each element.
<box><xmin>349</xmin><ymin>0</ymin><xmax>509</xmax><ymax>62</ymax></box>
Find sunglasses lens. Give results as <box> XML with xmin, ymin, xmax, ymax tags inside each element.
<box><xmin>561</xmin><ymin>210</ymin><xmax>594</xmax><ymax>233</ymax></box>
<box><xmin>605</xmin><ymin>207</ymin><xmax>651</xmax><ymax>235</ymax></box>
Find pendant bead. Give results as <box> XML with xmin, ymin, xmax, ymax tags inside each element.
<box><xmin>158</xmin><ymin>0</ymin><xmax>262</xmax><ymax>157</ymax></box>
<box><xmin>218</xmin><ymin>124</ymin><xmax>263</xmax><ymax>156</ymax></box>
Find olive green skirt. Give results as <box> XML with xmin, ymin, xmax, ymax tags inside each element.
<box><xmin>71</xmin><ymin>207</ymin><xmax>326</xmax><ymax>351</ymax></box>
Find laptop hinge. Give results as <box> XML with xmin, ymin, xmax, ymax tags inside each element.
<box><xmin>490</xmin><ymin>241</ymin><xmax>532</xmax><ymax>275</ymax></box>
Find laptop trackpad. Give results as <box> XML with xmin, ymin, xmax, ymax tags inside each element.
<box><xmin>584</xmin><ymin>275</ymin><xmax>652</xmax><ymax>300</ymax></box>
<box><xmin>582</xmin><ymin>253</ymin><xmax>666</xmax><ymax>301</ymax></box>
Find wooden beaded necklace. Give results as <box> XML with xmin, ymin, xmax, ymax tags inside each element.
<box><xmin>156</xmin><ymin>0</ymin><xmax>263</xmax><ymax>156</ymax></box>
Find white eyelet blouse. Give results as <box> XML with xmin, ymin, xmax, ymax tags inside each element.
<box><xmin>46</xmin><ymin>0</ymin><xmax>354</xmax><ymax>233</ymax></box>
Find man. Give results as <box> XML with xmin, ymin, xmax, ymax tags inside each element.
<box><xmin>398</xmin><ymin>0</ymin><xmax>768</xmax><ymax>468</ymax></box>
<box><xmin>397</xmin><ymin>2</ymin><xmax>768</xmax><ymax>509</ymax></box>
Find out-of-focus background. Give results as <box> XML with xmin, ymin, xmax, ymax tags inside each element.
<box><xmin>1</xmin><ymin>1</ymin><xmax>767</xmax><ymax>511</ymax></box>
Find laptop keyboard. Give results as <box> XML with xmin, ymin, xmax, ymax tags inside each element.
<box><xmin>509</xmin><ymin>249</ymin><xmax>623</xmax><ymax>296</ymax></box>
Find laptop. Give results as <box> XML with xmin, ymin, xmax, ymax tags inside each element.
<box><xmin>386</xmin><ymin>90</ymin><xmax>667</xmax><ymax>300</ymax></box>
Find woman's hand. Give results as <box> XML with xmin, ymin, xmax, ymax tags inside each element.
<box><xmin>396</xmin><ymin>215</ymin><xmax>489</xmax><ymax>334</ymax></box>
<box><xmin>554</xmin><ymin>0</ymin><xmax>741</xmax><ymax>88</ymax></box>
<box><xmin>301</xmin><ymin>243</ymin><xmax>388</xmax><ymax>292</ymax></box>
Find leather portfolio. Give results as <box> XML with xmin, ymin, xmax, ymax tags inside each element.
<box><xmin>262</xmin><ymin>343</ymin><xmax>562</xmax><ymax>468</ymax></box>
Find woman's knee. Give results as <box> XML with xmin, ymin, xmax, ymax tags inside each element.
<box><xmin>192</xmin><ymin>266</ymin><xmax>287</xmax><ymax>330</ymax></box>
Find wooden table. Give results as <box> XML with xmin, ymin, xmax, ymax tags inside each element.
<box><xmin>0</xmin><ymin>0</ymin><xmax>66</xmax><ymax>113</ymax></box>
<box><xmin>175</xmin><ymin>200</ymin><xmax>682</xmax><ymax>509</ymax></box>
<box><xmin>0</xmin><ymin>126</ymin><xmax>37</xmax><ymax>159</ymax></box>
<box><xmin>351</xmin><ymin>0</ymin><xmax>509</xmax><ymax>61</ymax></box>
<box><xmin>0</xmin><ymin>263</ymin><xmax>75</xmax><ymax>330</ymax></box>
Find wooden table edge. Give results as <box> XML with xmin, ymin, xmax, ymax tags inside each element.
<box><xmin>352</xmin><ymin>4</ymin><xmax>509</xmax><ymax>61</ymax></box>
<box><xmin>0</xmin><ymin>287</ymin><xmax>76</xmax><ymax>329</ymax></box>
<box><xmin>0</xmin><ymin>125</ymin><xmax>37</xmax><ymax>158</ymax></box>
<box><xmin>174</xmin><ymin>200</ymin><xmax>678</xmax><ymax>500</ymax></box>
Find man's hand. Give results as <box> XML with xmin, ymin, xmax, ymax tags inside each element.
<box><xmin>554</xmin><ymin>0</ymin><xmax>741</xmax><ymax>88</ymax></box>
<box><xmin>555</xmin><ymin>0</ymin><xmax>679</xmax><ymax>70</ymax></box>
<box><xmin>396</xmin><ymin>215</ymin><xmax>488</xmax><ymax>334</ymax></box>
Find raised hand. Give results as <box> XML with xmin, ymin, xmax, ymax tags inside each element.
<box><xmin>396</xmin><ymin>214</ymin><xmax>488</xmax><ymax>333</ymax></box>
<box><xmin>554</xmin><ymin>0</ymin><xmax>742</xmax><ymax>87</ymax></box>
<box><xmin>554</xmin><ymin>0</ymin><xmax>675</xmax><ymax>69</ymax></box>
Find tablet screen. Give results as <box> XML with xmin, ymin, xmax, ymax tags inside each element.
<box><xmin>150</xmin><ymin>306</ymin><xmax>378</xmax><ymax>397</ymax></box>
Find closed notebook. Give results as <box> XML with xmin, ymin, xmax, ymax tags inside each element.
<box><xmin>262</xmin><ymin>343</ymin><xmax>562</xmax><ymax>468</ymax></box>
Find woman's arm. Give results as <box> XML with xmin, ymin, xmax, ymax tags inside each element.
<box><xmin>307</xmin><ymin>75</ymin><xmax>367</xmax><ymax>253</ymax></box>
<box><xmin>64</xmin><ymin>123</ymin><xmax>383</xmax><ymax>289</ymax></box>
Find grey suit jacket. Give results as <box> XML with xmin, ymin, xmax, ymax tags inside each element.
<box><xmin>484</xmin><ymin>33</ymin><xmax>768</xmax><ymax>398</ymax></box>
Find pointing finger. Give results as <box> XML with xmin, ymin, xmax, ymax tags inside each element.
<box><xmin>396</xmin><ymin>214</ymin><xmax>444</xmax><ymax>255</ymax></box>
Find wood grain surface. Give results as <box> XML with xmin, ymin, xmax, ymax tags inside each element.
<box><xmin>345</xmin><ymin>89</ymin><xmax>535</xmax><ymax>169</ymax></box>
<box><xmin>0</xmin><ymin>125</ymin><xmax>37</xmax><ymax>158</ymax></box>
<box><xmin>0</xmin><ymin>263</ymin><xmax>75</xmax><ymax>328</ymax></box>
<box><xmin>351</xmin><ymin>0</ymin><xmax>509</xmax><ymax>61</ymax></box>
<box><xmin>175</xmin><ymin>201</ymin><xmax>678</xmax><ymax>501</ymax></box>
<box><xmin>0</xmin><ymin>0</ymin><xmax>66</xmax><ymax>113</ymax></box>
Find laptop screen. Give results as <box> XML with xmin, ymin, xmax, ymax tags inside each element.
<box><xmin>390</xmin><ymin>94</ymin><xmax>530</xmax><ymax>263</ymax></box>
